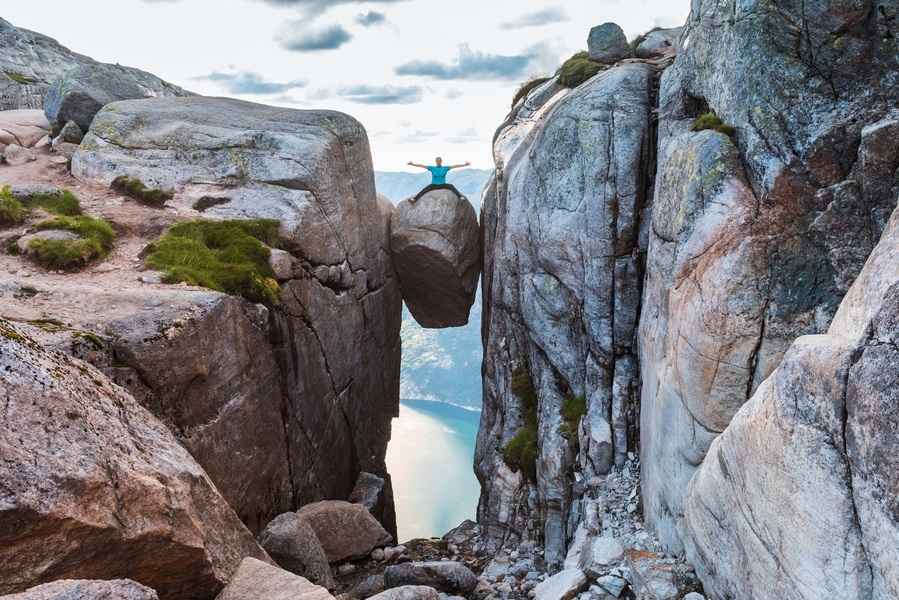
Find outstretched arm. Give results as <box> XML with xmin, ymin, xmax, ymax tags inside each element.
<box><xmin>447</xmin><ymin>161</ymin><xmax>472</xmax><ymax>170</ymax></box>
<box><xmin>407</xmin><ymin>161</ymin><xmax>428</xmax><ymax>169</ymax></box>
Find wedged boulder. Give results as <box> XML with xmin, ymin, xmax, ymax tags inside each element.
<box><xmin>0</xmin><ymin>109</ymin><xmax>50</xmax><ymax>150</ymax></box>
<box><xmin>383</xmin><ymin>562</ymin><xmax>477</xmax><ymax>595</ymax></box>
<box><xmin>258</xmin><ymin>513</ymin><xmax>335</xmax><ymax>589</ymax></box>
<box><xmin>0</xmin><ymin>319</ymin><xmax>269</xmax><ymax>599</ymax></box>
<box><xmin>66</xmin><ymin>95</ymin><xmax>401</xmax><ymax>536</ymax></box>
<box><xmin>0</xmin><ymin>580</ymin><xmax>158</xmax><ymax>600</ymax></box>
<box><xmin>349</xmin><ymin>472</ymin><xmax>396</xmax><ymax>536</ymax></box>
<box><xmin>215</xmin><ymin>558</ymin><xmax>333</xmax><ymax>600</ymax></box>
<box><xmin>366</xmin><ymin>587</ymin><xmax>439</xmax><ymax>600</ymax></box>
<box><xmin>683</xmin><ymin>205</ymin><xmax>899</xmax><ymax>600</ymax></box>
<box><xmin>296</xmin><ymin>501</ymin><xmax>392</xmax><ymax>563</ymax></box>
<box><xmin>44</xmin><ymin>63</ymin><xmax>189</xmax><ymax>131</ymax></box>
<box><xmin>587</xmin><ymin>23</ymin><xmax>630</xmax><ymax>63</ymax></box>
<box><xmin>390</xmin><ymin>188</ymin><xmax>480</xmax><ymax>328</ymax></box>
<box><xmin>634</xmin><ymin>27</ymin><xmax>682</xmax><ymax>59</ymax></box>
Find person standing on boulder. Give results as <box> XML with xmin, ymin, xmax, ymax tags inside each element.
<box><xmin>407</xmin><ymin>157</ymin><xmax>470</xmax><ymax>203</ymax></box>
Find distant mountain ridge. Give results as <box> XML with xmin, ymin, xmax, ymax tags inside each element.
<box><xmin>376</xmin><ymin>168</ymin><xmax>491</xmax><ymax>410</ymax></box>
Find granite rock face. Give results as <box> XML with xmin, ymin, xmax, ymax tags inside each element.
<box><xmin>258</xmin><ymin>513</ymin><xmax>336</xmax><ymax>589</ymax></box>
<box><xmin>0</xmin><ymin>320</ymin><xmax>268</xmax><ymax>600</ymax></box>
<box><xmin>683</xmin><ymin>204</ymin><xmax>899</xmax><ymax>600</ymax></box>
<box><xmin>0</xmin><ymin>580</ymin><xmax>159</xmax><ymax>600</ymax></box>
<box><xmin>587</xmin><ymin>23</ymin><xmax>631</xmax><ymax>64</ymax></box>
<box><xmin>390</xmin><ymin>188</ymin><xmax>481</xmax><ymax>328</ymax></box>
<box><xmin>477</xmin><ymin>63</ymin><xmax>658</xmax><ymax>566</ymax></box>
<box><xmin>214</xmin><ymin>558</ymin><xmax>333</xmax><ymax>600</ymax></box>
<box><xmin>44</xmin><ymin>62</ymin><xmax>189</xmax><ymax>131</ymax></box>
<box><xmin>639</xmin><ymin>0</ymin><xmax>899</xmax><ymax>553</ymax></box>
<box><xmin>68</xmin><ymin>96</ymin><xmax>402</xmax><ymax>538</ymax></box>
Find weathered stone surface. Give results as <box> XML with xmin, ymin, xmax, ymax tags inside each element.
<box><xmin>215</xmin><ymin>558</ymin><xmax>333</xmax><ymax>600</ymax></box>
<box><xmin>0</xmin><ymin>580</ymin><xmax>159</xmax><ymax>600</ymax></box>
<box><xmin>383</xmin><ymin>562</ymin><xmax>477</xmax><ymax>595</ymax></box>
<box><xmin>587</xmin><ymin>23</ymin><xmax>631</xmax><ymax>64</ymax></box>
<box><xmin>533</xmin><ymin>569</ymin><xmax>588</xmax><ymax>600</ymax></box>
<box><xmin>68</xmin><ymin>96</ymin><xmax>401</xmax><ymax>537</ymax></box>
<box><xmin>683</xmin><ymin>205</ymin><xmax>899</xmax><ymax>600</ymax></box>
<box><xmin>0</xmin><ymin>109</ymin><xmax>50</xmax><ymax>150</ymax></box>
<box><xmin>3</xmin><ymin>143</ymin><xmax>35</xmax><ymax>165</ymax></box>
<box><xmin>640</xmin><ymin>0</ymin><xmax>899</xmax><ymax>553</ymax></box>
<box><xmin>297</xmin><ymin>501</ymin><xmax>392</xmax><ymax>563</ymax></box>
<box><xmin>258</xmin><ymin>513</ymin><xmax>335</xmax><ymax>589</ymax></box>
<box><xmin>478</xmin><ymin>63</ymin><xmax>656</xmax><ymax>565</ymax></box>
<box><xmin>366</xmin><ymin>587</ymin><xmax>439</xmax><ymax>600</ymax></box>
<box><xmin>44</xmin><ymin>63</ymin><xmax>189</xmax><ymax>131</ymax></box>
<box><xmin>625</xmin><ymin>551</ymin><xmax>679</xmax><ymax>600</ymax></box>
<box><xmin>390</xmin><ymin>188</ymin><xmax>480</xmax><ymax>328</ymax></box>
<box><xmin>349</xmin><ymin>472</ymin><xmax>396</xmax><ymax>536</ymax></box>
<box><xmin>634</xmin><ymin>27</ymin><xmax>682</xmax><ymax>59</ymax></box>
<box><xmin>16</xmin><ymin>229</ymin><xmax>80</xmax><ymax>254</ymax></box>
<box><xmin>578</xmin><ymin>537</ymin><xmax>624</xmax><ymax>577</ymax></box>
<box><xmin>56</xmin><ymin>120</ymin><xmax>83</xmax><ymax>144</ymax></box>
<box><xmin>0</xmin><ymin>320</ymin><xmax>269</xmax><ymax>600</ymax></box>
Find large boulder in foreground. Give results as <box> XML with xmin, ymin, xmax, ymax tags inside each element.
<box><xmin>296</xmin><ymin>501</ymin><xmax>391</xmax><ymax>563</ymax></box>
<box><xmin>390</xmin><ymin>187</ymin><xmax>480</xmax><ymax>328</ymax></box>
<box><xmin>383</xmin><ymin>562</ymin><xmax>478</xmax><ymax>595</ymax></box>
<box><xmin>70</xmin><ymin>96</ymin><xmax>401</xmax><ymax>538</ymax></box>
<box><xmin>44</xmin><ymin>62</ymin><xmax>189</xmax><ymax>131</ymax></box>
<box><xmin>683</xmin><ymin>204</ymin><xmax>899</xmax><ymax>600</ymax></box>
<box><xmin>0</xmin><ymin>320</ymin><xmax>269</xmax><ymax>600</ymax></box>
<box><xmin>215</xmin><ymin>558</ymin><xmax>333</xmax><ymax>600</ymax></box>
<box><xmin>258</xmin><ymin>513</ymin><xmax>336</xmax><ymax>589</ymax></box>
<box><xmin>0</xmin><ymin>580</ymin><xmax>158</xmax><ymax>600</ymax></box>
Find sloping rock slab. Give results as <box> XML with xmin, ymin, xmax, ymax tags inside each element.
<box><xmin>383</xmin><ymin>562</ymin><xmax>477</xmax><ymax>595</ymax></box>
<box><xmin>215</xmin><ymin>558</ymin><xmax>333</xmax><ymax>600</ymax></box>
<box><xmin>390</xmin><ymin>187</ymin><xmax>480</xmax><ymax>328</ymax></box>
<box><xmin>296</xmin><ymin>501</ymin><xmax>392</xmax><ymax>563</ymax></box>
<box><xmin>0</xmin><ymin>320</ymin><xmax>269</xmax><ymax>600</ymax></box>
<box><xmin>258</xmin><ymin>513</ymin><xmax>335</xmax><ymax>589</ymax></box>
<box><xmin>0</xmin><ymin>580</ymin><xmax>158</xmax><ymax>600</ymax></box>
<box><xmin>44</xmin><ymin>62</ymin><xmax>190</xmax><ymax>131</ymax></box>
<box><xmin>0</xmin><ymin>109</ymin><xmax>49</xmax><ymax>149</ymax></box>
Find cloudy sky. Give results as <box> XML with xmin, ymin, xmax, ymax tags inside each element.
<box><xmin>5</xmin><ymin>0</ymin><xmax>689</xmax><ymax>170</ymax></box>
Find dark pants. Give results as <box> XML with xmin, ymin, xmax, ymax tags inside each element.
<box><xmin>413</xmin><ymin>183</ymin><xmax>465</xmax><ymax>202</ymax></box>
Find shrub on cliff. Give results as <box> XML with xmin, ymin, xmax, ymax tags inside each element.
<box><xmin>560</xmin><ymin>394</ymin><xmax>587</xmax><ymax>438</ymax></box>
<box><xmin>692</xmin><ymin>112</ymin><xmax>736</xmax><ymax>138</ymax></box>
<box><xmin>112</xmin><ymin>175</ymin><xmax>174</xmax><ymax>208</ymax></box>
<box><xmin>28</xmin><ymin>215</ymin><xmax>115</xmax><ymax>270</ymax></box>
<box><xmin>558</xmin><ymin>52</ymin><xmax>605</xmax><ymax>88</ymax></box>
<box><xmin>145</xmin><ymin>219</ymin><xmax>282</xmax><ymax>304</ymax></box>
<box><xmin>502</xmin><ymin>365</ymin><xmax>539</xmax><ymax>481</ymax></box>
<box><xmin>0</xmin><ymin>187</ymin><xmax>28</xmax><ymax>226</ymax></box>
<box><xmin>512</xmin><ymin>77</ymin><xmax>551</xmax><ymax>107</ymax></box>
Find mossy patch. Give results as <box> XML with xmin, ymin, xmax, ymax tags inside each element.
<box><xmin>0</xmin><ymin>186</ymin><xmax>27</xmax><ymax>226</ymax></box>
<box><xmin>29</xmin><ymin>215</ymin><xmax>116</xmax><ymax>271</ymax></box>
<box><xmin>560</xmin><ymin>394</ymin><xmax>587</xmax><ymax>438</ymax></box>
<box><xmin>144</xmin><ymin>219</ymin><xmax>282</xmax><ymax>304</ymax></box>
<box><xmin>557</xmin><ymin>51</ymin><xmax>606</xmax><ymax>88</ymax></box>
<box><xmin>502</xmin><ymin>365</ymin><xmax>539</xmax><ymax>481</ymax></box>
<box><xmin>5</xmin><ymin>71</ymin><xmax>35</xmax><ymax>84</ymax></box>
<box><xmin>692</xmin><ymin>112</ymin><xmax>736</xmax><ymax>138</ymax></box>
<box><xmin>512</xmin><ymin>77</ymin><xmax>551</xmax><ymax>107</ymax></box>
<box><xmin>24</xmin><ymin>189</ymin><xmax>82</xmax><ymax>216</ymax></box>
<box><xmin>111</xmin><ymin>175</ymin><xmax>174</xmax><ymax>208</ymax></box>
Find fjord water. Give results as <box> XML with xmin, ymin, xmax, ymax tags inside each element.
<box><xmin>386</xmin><ymin>399</ymin><xmax>481</xmax><ymax>542</ymax></box>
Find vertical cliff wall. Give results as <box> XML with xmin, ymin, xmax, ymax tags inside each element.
<box><xmin>477</xmin><ymin>61</ymin><xmax>662</xmax><ymax>566</ymax></box>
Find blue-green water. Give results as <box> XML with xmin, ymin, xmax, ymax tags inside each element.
<box><xmin>386</xmin><ymin>399</ymin><xmax>481</xmax><ymax>542</ymax></box>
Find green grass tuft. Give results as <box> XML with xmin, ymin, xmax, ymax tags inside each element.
<box><xmin>560</xmin><ymin>394</ymin><xmax>587</xmax><ymax>437</ymax></box>
<box><xmin>111</xmin><ymin>175</ymin><xmax>174</xmax><ymax>208</ymax></box>
<box><xmin>5</xmin><ymin>71</ymin><xmax>35</xmax><ymax>84</ymax></box>
<box><xmin>28</xmin><ymin>215</ymin><xmax>116</xmax><ymax>271</ymax></box>
<box><xmin>24</xmin><ymin>189</ymin><xmax>82</xmax><ymax>216</ymax></box>
<box><xmin>0</xmin><ymin>186</ymin><xmax>28</xmax><ymax>227</ymax></box>
<box><xmin>557</xmin><ymin>51</ymin><xmax>605</xmax><ymax>89</ymax></box>
<box><xmin>144</xmin><ymin>219</ymin><xmax>282</xmax><ymax>304</ymax></box>
<box><xmin>512</xmin><ymin>77</ymin><xmax>551</xmax><ymax>108</ymax></box>
<box><xmin>502</xmin><ymin>365</ymin><xmax>540</xmax><ymax>481</ymax></box>
<box><xmin>692</xmin><ymin>112</ymin><xmax>736</xmax><ymax>138</ymax></box>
